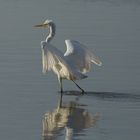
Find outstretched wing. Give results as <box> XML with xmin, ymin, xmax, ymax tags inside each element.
<box><xmin>64</xmin><ymin>40</ymin><xmax>102</xmax><ymax>73</ymax></box>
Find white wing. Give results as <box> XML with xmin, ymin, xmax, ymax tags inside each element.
<box><xmin>64</xmin><ymin>40</ymin><xmax>102</xmax><ymax>73</ymax></box>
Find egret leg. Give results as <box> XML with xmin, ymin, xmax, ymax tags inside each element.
<box><xmin>71</xmin><ymin>80</ymin><xmax>85</xmax><ymax>94</ymax></box>
<box><xmin>59</xmin><ymin>91</ymin><xmax>63</xmax><ymax>108</ymax></box>
<box><xmin>60</xmin><ymin>78</ymin><xmax>63</xmax><ymax>93</ymax></box>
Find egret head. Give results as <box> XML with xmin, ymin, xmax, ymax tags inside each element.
<box><xmin>34</xmin><ymin>19</ymin><xmax>54</xmax><ymax>28</ymax></box>
<box><xmin>34</xmin><ymin>19</ymin><xmax>56</xmax><ymax>42</ymax></box>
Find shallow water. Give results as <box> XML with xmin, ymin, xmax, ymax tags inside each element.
<box><xmin>0</xmin><ymin>0</ymin><xmax>140</xmax><ymax>140</ymax></box>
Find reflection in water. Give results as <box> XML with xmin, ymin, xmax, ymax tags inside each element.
<box><xmin>42</xmin><ymin>95</ymin><xmax>100</xmax><ymax>140</ymax></box>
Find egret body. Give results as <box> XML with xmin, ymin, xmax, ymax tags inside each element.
<box><xmin>34</xmin><ymin>19</ymin><xmax>102</xmax><ymax>93</ymax></box>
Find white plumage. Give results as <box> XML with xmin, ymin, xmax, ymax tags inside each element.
<box><xmin>64</xmin><ymin>40</ymin><xmax>102</xmax><ymax>74</ymax></box>
<box><xmin>34</xmin><ymin>19</ymin><xmax>102</xmax><ymax>93</ymax></box>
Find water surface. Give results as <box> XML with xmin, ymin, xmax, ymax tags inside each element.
<box><xmin>0</xmin><ymin>0</ymin><xmax>140</xmax><ymax>140</ymax></box>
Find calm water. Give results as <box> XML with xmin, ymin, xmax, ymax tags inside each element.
<box><xmin>0</xmin><ymin>0</ymin><xmax>140</xmax><ymax>140</ymax></box>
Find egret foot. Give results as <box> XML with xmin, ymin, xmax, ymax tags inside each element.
<box><xmin>81</xmin><ymin>89</ymin><xmax>85</xmax><ymax>95</ymax></box>
<box><xmin>60</xmin><ymin>89</ymin><xmax>63</xmax><ymax>94</ymax></box>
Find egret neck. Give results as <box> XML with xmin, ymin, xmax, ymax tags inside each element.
<box><xmin>46</xmin><ymin>23</ymin><xmax>56</xmax><ymax>43</ymax></box>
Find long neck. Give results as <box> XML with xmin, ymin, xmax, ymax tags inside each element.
<box><xmin>46</xmin><ymin>23</ymin><xmax>56</xmax><ymax>43</ymax></box>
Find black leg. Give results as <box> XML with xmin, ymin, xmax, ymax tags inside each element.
<box><xmin>71</xmin><ymin>80</ymin><xmax>85</xmax><ymax>94</ymax></box>
<box><xmin>59</xmin><ymin>91</ymin><xmax>63</xmax><ymax>108</ymax></box>
<box><xmin>60</xmin><ymin>78</ymin><xmax>63</xmax><ymax>93</ymax></box>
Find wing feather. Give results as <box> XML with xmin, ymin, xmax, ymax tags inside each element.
<box><xmin>41</xmin><ymin>41</ymin><xmax>63</xmax><ymax>73</ymax></box>
<box><xmin>64</xmin><ymin>40</ymin><xmax>102</xmax><ymax>74</ymax></box>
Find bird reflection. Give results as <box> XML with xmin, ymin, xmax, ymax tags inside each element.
<box><xmin>42</xmin><ymin>94</ymin><xmax>100</xmax><ymax>140</ymax></box>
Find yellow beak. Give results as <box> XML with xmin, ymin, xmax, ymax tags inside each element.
<box><xmin>34</xmin><ymin>23</ymin><xmax>48</xmax><ymax>28</ymax></box>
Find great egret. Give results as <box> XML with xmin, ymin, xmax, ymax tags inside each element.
<box><xmin>34</xmin><ymin>19</ymin><xmax>102</xmax><ymax>94</ymax></box>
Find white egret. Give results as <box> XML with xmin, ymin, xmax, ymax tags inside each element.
<box><xmin>34</xmin><ymin>19</ymin><xmax>102</xmax><ymax>94</ymax></box>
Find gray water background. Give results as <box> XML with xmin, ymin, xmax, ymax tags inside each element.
<box><xmin>0</xmin><ymin>0</ymin><xmax>140</xmax><ymax>140</ymax></box>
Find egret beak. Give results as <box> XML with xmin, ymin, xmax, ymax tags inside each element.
<box><xmin>34</xmin><ymin>23</ymin><xmax>48</xmax><ymax>28</ymax></box>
